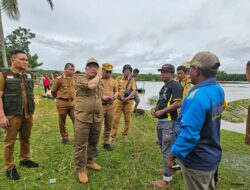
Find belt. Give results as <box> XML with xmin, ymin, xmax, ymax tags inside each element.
<box><xmin>57</xmin><ymin>97</ymin><xmax>74</xmax><ymax>102</ymax></box>
<box><xmin>102</xmin><ymin>102</ymin><xmax>113</xmax><ymax>105</ymax></box>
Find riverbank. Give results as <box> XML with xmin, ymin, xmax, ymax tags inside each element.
<box><xmin>0</xmin><ymin>87</ymin><xmax>249</xmax><ymax>189</ymax></box>
<box><xmin>221</xmin><ymin>120</ymin><xmax>246</xmax><ymax>134</ymax></box>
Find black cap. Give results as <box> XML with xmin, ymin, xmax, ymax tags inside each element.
<box><xmin>158</xmin><ymin>64</ymin><xmax>175</xmax><ymax>73</ymax></box>
<box><xmin>122</xmin><ymin>64</ymin><xmax>132</xmax><ymax>73</ymax></box>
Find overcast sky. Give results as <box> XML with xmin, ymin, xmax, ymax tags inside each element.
<box><xmin>3</xmin><ymin>0</ymin><xmax>250</xmax><ymax>73</ymax></box>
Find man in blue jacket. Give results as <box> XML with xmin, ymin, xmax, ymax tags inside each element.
<box><xmin>167</xmin><ymin>52</ymin><xmax>225</xmax><ymax>190</ymax></box>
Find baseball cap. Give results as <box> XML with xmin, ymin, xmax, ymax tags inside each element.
<box><xmin>158</xmin><ymin>64</ymin><xmax>175</xmax><ymax>73</ymax></box>
<box><xmin>190</xmin><ymin>52</ymin><xmax>220</xmax><ymax>70</ymax></box>
<box><xmin>181</xmin><ymin>61</ymin><xmax>191</xmax><ymax>69</ymax></box>
<box><xmin>102</xmin><ymin>63</ymin><xmax>113</xmax><ymax>72</ymax></box>
<box><xmin>86</xmin><ymin>58</ymin><xmax>99</xmax><ymax>67</ymax></box>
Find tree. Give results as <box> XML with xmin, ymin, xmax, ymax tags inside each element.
<box><xmin>0</xmin><ymin>27</ymin><xmax>43</xmax><ymax>68</ymax></box>
<box><xmin>0</xmin><ymin>0</ymin><xmax>53</xmax><ymax>68</ymax></box>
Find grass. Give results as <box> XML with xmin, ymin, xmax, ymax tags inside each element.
<box><xmin>0</xmin><ymin>86</ymin><xmax>249</xmax><ymax>189</ymax></box>
<box><xmin>222</xmin><ymin>99</ymin><xmax>250</xmax><ymax>123</ymax></box>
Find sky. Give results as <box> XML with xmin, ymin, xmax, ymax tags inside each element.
<box><xmin>3</xmin><ymin>0</ymin><xmax>250</xmax><ymax>73</ymax></box>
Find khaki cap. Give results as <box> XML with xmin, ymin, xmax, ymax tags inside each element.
<box><xmin>86</xmin><ymin>58</ymin><xmax>99</xmax><ymax>67</ymax></box>
<box><xmin>102</xmin><ymin>63</ymin><xmax>113</xmax><ymax>72</ymax></box>
<box><xmin>190</xmin><ymin>52</ymin><xmax>220</xmax><ymax>70</ymax></box>
<box><xmin>181</xmin><ymin>61</ymin><xmax>191</xmax><ymax>69</ymax></box>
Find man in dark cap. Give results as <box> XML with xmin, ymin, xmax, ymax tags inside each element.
<box><xmin>167</xmin><ymin>52</ymin><xmax>225</xmax><ymax>190</ymax></box>
<box><xmin>151</xmin><ymin>64</ymin><xmax>183</xmax><ymax>189</ymax></box>
<box><xmin>109</xmin><ymin>64</ymin><xmax>136</xmax><ymax>145</ymax></box>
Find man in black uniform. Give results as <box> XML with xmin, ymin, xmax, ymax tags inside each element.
<box><xmin>151</xmin><ymin>64</ymin><xmax>183</xmax><ymax>189</ymax></box>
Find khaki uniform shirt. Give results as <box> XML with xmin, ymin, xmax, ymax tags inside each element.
<box><xmin>102</xmin><ymin>78</ymin><xmax>117</xmax><ymax>105</ymax></box>
<box><xmin>116</xmin><ymin>75</ymin><xmax>136</xmax><ymax>98</ymax></box>
<box><xmin>75</xmin><ymin>74</ymin><xmax>103</xmax><ymax>123</ymax></box>
<box><xmin>51</xmin><ymin>74</ymin><xmax>76</xmax><ymax>108</ymax></box>
<box><xmin>179</xmin><ymin>76</ymin><xmax>193</xmax><ymax>100</ymax></box>
<box><xmin>0</xmin><ymin>70</ymin><xmax>31</xmax><ymax>118</ymax></box>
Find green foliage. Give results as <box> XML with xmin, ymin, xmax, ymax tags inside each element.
<box><xmin>216</xmin><ymin>71</ymin><xmax>247</xmax><ymax>81</ymax></box>
<box><xmin>112</xmin><ymin>71</ymin><xmax>246</xmax><ymax>81</ymax></box>
<box><xmin>138</xmin><ymin>73</ymin><xmax>161</xmax><ymax>81</ymax></box>
<box><xmin>0</xmin><ymin>87</ymin><xmax>249</xmax><ymax>189</ymax></box>
<box><xmin>0</xmin><ymin>27</ymin><xmax>43</xmax><ymax>68</ymax></box>
<box><xmin>1</xmin><ymin>0</ymin><xmax>20</xmax><ymax>20</ymax></box>
<box><xmin>222</xmin><ymin>99</ymin><xmax>250</xmax><ymax>123</ymax></box>
<box><xmin>148</xmin><ymin>95</ymin><xmax>158</xmax><ymax>106</ymax></box>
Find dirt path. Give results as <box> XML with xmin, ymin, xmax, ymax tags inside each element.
<box><xmin>221</xmin><ymin>120</ymin><xmax>246</xmax><ymax>134</ymax></box>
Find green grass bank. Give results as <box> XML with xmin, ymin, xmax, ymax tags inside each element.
<box><xmin>0</xmin><ymin>87</ymin><xmax>249</xmax><ymax>190</ymax></box>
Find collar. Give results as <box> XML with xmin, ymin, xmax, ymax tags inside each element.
<box><xmin>121</xmin><ymin>75</ymin><xmax>129</xmax><ymax>80</ymax></box>
<box><xmin>63</xmin><ymin>74</ymin><xmax>71</xmax><ymax>79</ymax></box>
<box><xmin>164</xmin><ymin>79</ymin><xmax>174</xmax><ymax>86</ymax></box>
<box><xmin>9</xmin><ymin>67</ymin><xmax>25</xmax><ymax>76</ymax></box>
<box><xmin>189</xmin><ymin>78</ymin><xmax>217</xmax><ymax>93</ymax></box>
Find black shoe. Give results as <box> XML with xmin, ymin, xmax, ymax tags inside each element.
<box><xmin>20</xmin><ymin>160</ymin><xmax>39</xmax><ymax>168</ymax></box>
<box><xmin>62</xmin><ymin>138</ymin><xmax>68</xmax><ymax>144</ymax></box>
<box><xmin>5</xmin><ymin>167</ymin><xmax>20</xmax><ymax>180</ymax></box>
<box><xmin>103</xmin><ymin>143</ymin><xmax>112</xmax><ymax>151</ymax></box>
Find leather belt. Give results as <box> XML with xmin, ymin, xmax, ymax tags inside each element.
<box><xmin>102</xmin><ymin>102</ymin><xmax>113</xmax><ymax>105</ymax></box>
<box><xmin>57</xmin><ymin>97</ymin><xmax>74</xmax><ymax>102</ymax></box>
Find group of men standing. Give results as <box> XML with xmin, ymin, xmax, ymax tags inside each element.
<box><xmin>0</xmin><ymin>50</ymin><xmax>139</xmax><ymax>184</ymax></box>
<box><xmin>150</xmin><ymin>52</ymin><xmax>228</xmax><ymax>190</ymax></box>
<box><xmin>52</xmin><ymin>58</ymin><xmax>139</xmax><ymax>183</ymax></box>
<box><xmin>0</xmin><ymin>49</ymin><xmax>250</xmax><ymax>190</ymax></box>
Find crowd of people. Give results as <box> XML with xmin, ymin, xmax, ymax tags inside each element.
<box><xmin>0</xmin><ymin>49</ymin><xmax>249</xmax><ymax>190</ymax></box>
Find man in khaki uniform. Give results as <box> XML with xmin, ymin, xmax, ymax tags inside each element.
<box><xmin>101</xmin><ymin>63</ymin><xmax>118</xmax><ymax>151</ymax></box>
<box><xmin>109</xmin><ymin>64</ymin><xmax>136</xmax><ymax>145</ymax></box>
<box><xmin>51</xmin><ymin>63</ymin><xmax>76</xmax><ymax>144</ymax></box>
<box><xmin>0</xmin><ymin>50</ymin><xmax>38</xmax><ymax>181</ymax></box>
<box><xmin>74</xmin><ymin>58</ymin><xmax>103</xmax><ymax>184</ymax></box>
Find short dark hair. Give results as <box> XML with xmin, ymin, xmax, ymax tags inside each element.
<box><xmin>10</xmin><ymin>50</ymin><xmax>27</xmax><ymax>58</ymax></box>
<box><xmin>247</xmin><ymin>61</ymin><xmax>250</xmax><ymax>68</ymax></box>
<box><xmin>177</xmin><ymin>65</ymin><xmax>187</xmax><ymax>72</ymax></box>
<box><xmin>133</xmin><ymin>68</ymin><xmax>139</xmax><ymax>73</ymax></box>
<box><xmin>64</xmin><ymin>63</ymin><xmax>75</xmax><ymax>69</ymax></box>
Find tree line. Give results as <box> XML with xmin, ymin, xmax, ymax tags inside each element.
<box><xmin>0</xmin><ymin>27</ymin><xmax>247</xmax><ymax>82</ymax></box>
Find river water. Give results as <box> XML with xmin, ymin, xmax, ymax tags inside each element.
<box><xmin>136</xmin><ymin>81</ymin><xmax>249</xmax><ymax>134</ymax></box>
<box><xmin>136</xmin><ymin>81</ymin><xmax>250</xmax><ymax>110</ymax></box>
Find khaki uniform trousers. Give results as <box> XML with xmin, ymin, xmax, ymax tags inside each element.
<box><xmin>102</xmin><ymin>103</ymin><xmax>115</xmax><ymax>144</ymax></box>
<box><xmin>56</xmin><ymin>106</ymin><xmax>75</xmax><ymax>139</ymax></box>
<box><xmin>74</xmin><ymin>117</ymin><xmax>101</xmax><ymax>172</ymax></box>
<box><xmin>245</xmin><ymin>105</ymin><xmax>250</xmax><ymax>145</ymax></box>
<box><xmin>3</xmin><ymin>115</ymin><xmax>33</xmax><ymax>171</ymax></box>
<box><xmin>110</xmin><ymin>100</ymin><xmax>132</xmax><ymax>139</ymax></box>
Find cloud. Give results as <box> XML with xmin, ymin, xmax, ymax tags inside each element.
<box><xmin>3</xmin><ymin>0</ymin><xmax>250</xmax><ymax>73</ymax></box>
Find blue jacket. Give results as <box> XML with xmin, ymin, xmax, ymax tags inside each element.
<box><xmin>171</xmin><ymin>78</ymin><xmax>225</xmax><ymax>170</ymax></box>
